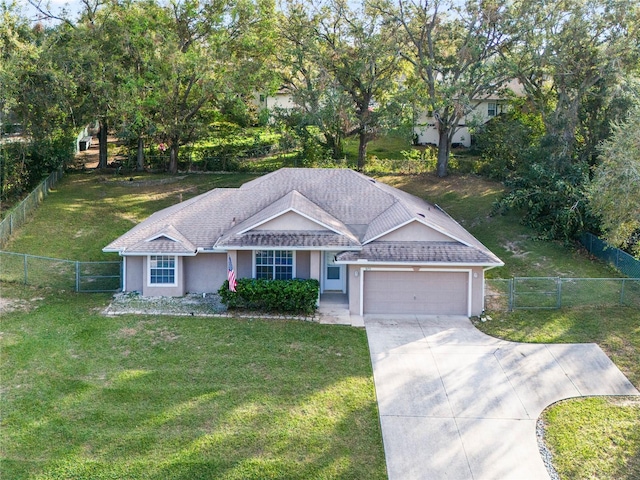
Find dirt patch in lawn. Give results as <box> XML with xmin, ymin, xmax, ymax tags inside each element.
<box><xmin>0</xmin><ymin>296</ymin><xmax>42</xmax><ymax>314</ymax></box>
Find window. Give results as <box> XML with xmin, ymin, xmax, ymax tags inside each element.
<box><xmin>149</xmin><ymin>255</ymin><xmax>176</xmax><ymax>285</ymax></box>
<box><xmin>488</xmin><ymin>102</ymin><xmax>498</xmax><ymax>117</ymax></box>
<box><xmin>255</xmin><ymin>250</ymin><xmax>294</xmax><ymax>280</ymax></box>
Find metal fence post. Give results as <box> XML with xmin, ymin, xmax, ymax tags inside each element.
<box><xmin>509</xmin><ymin>278</ymin><xmax>515</xmax><ymax>311</ymax></box>
<box><xmin>620</xmin><ymin>278</ymin><xmax>626</xmax><ymax>305</ymax></box>
<box><xmin>75</xmin><ymin>261</ymin><xmax>80</xmax><ymax>292</ymax></box>
<box><xmin>556</xmin><ymin>277</ymin><xmax>562</xmax><ymax>309</ymax></box>
<box><xmin>23</xmin><ymin>253</ymin><xmax>28</xmax><ymax>285</ymax></box>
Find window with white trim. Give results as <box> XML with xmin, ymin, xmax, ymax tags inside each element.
<box><xmin>488</xmin><ymin>102</ymin><xmax>498</xmax><ymax>117</ymax></box>
<box><xmin>149</xmin><ymin>255</ymin><xmax>176</xmax><ymax>285</ymax></box>
<box><xmin>255</xmin><ymin>250</ymin><xmax>294</xmax><ymax>280</ymax></box>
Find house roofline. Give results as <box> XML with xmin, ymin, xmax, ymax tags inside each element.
<box><xmin>210</xmin><ymin>246</ymin><xmax>362</xmax><ymax>252</ymax></box>
<box><xmin>335</xmin><ymin>259</ymin><xmax>504</xmax><ymax>267</ymax></box>
<box><xmin>363</xmin><ymin>217</ymin><xmax>471</xmax><ymax>247</ymax></box>
<box><xmin>104</xmin><ymin>248</ymin><xmax>198</xmax><ymax>257</ymax></box>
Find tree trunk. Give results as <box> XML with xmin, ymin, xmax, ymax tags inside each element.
<box><xmin>98</xmin><ymin>119</ymin><xmax>108</xmax><ymax>169</ymax></box>
<box><xmin>436</xmin><ymin>127</ymin><xmax>451</xmax><ymax>178</ymax></box>
<box><xmin>169</xmin><ymin>142</ymin><xmax>179</xmax><ymax>174</ymax></box>
<box><xmin>357</xmin><ymin>131</ymin><xmax>368</xmax><ymax>171</ymax></box>
<box><xmin>326</xmin><ymin>134</ymin><xmax>343</xmax><ymax>160</ymax></box>
<box><xmin>136</xmin><ymin>137</ymin><xmax>144</xmax><ymax>172</ymax></box>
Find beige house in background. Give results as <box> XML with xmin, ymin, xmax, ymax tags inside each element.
<box><xmin>103</xmin><ymin>168</ymin><xmax>502</xmax><ymax>317</ymax></box>
<box><xmin>414</xmin><ymin>80</ymin><xmax>525</xmax><ymax>147</ymax></box>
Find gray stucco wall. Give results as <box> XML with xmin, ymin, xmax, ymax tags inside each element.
<box><xmin>296</xmin><ymin>251</ymin><xmax>310</xmax><ymax>279</ymax></box>
<box><xmin>184</xmin><ymin>253</ymin><xmax>227</xmax><ymax>293</ymax></box>
<box><xmin>125</xmin><ymin>256</ymin><xmax>144</xmax><ymax>292</ymax></box>
<box><xmin>237</xmin><ymin>251</ymin><xmax>252</xmax><ymax>278</ymax></box>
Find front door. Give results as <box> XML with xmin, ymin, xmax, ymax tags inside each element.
<box><xmin>324</xmin><ymin>251</ymin><xmax>345</xmax><ymax>292</ymax></box>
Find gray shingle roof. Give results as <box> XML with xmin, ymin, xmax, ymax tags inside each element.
<box><xmin>217</xmin><ymin>231</ymin><xmax>361</xmax><ymax>248</ymax></box>
<box><xmin>336</xmin><ymin>241</ymin><xmax>500</xmax><ymax>264</ymax></box>
<box><xmin>103</xmin><ymin>168</ymin><xmax>502</xmax><ymax>267</ymax></box>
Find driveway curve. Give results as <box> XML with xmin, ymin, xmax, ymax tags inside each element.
<box><xmin>365</xmin><ymin>315</ymin><xmax>639</xmax><ymax>480</ymax></box>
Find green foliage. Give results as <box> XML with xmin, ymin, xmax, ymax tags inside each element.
<box><xmin>493</xmin><ymin>159</ymin><xmax>594</xmax><ymax>243</ymax></box>
<box><xmin>588</xmin><ymin>108</ymin><xmax>640</xmax><ymax>257</ymax></box>
<box><xmin>218</xmin><ymin>278</ymin><xmax>319</xmax><ymax>314</ymax></box>
<box><xmin>475</xmin><ymin>105</ymin><xmax>545</xmax><ymax>180</ymax></box>
<box><xmin>0</xmin><ymin>134</ymin><xmax>74</xmax><ymax>202</ymax></box>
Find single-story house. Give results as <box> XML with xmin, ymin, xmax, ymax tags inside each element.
<box><xmin>103</xmin><ymin>168</ymin><xmax>503</xmax><ymax>317</ymax></box>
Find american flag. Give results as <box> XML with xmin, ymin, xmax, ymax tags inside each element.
<box><xmin>227</xmin><ymin>256</ymin><xmax>237</xmax><ymax>292</ymax></box>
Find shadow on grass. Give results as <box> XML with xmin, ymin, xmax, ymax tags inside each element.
<box><xmin>1</xmin><ymin>289</ymin><xmax>386</xmax><ymax>480</ymax></box>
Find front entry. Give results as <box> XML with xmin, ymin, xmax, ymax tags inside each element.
<box><xmin>323</xmin><ymin>251</ymin><xmax>346</xmax><ymax>292</ymax></box>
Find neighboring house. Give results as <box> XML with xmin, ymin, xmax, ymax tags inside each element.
<box><xmin>103</xmin><ymin>168</ymin><xmax>503</xmax><ymax>317</ymax></box>
<box><xmin>414</xmin><ymin>80</ymin><xmax>524</xmax><ymax>147</ymax></box>
<box><xmin>253</xmin><ymin>87</ymin><xmax>296</xmax><ymax>113</ymax></box>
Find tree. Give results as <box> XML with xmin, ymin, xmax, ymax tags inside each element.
<box><xmin>506</xmin><ymin>0</ymin><xmax>640</xmax><ymax>169</ymax></box>
<box><xmin>588</xmin><ymin>108</ymin><xmax>640</xmax><ymax>257</ymax></box>
<box><xmin>314</xmin><ymin>0</ymin><xmax>404</xmax><ymax>170</ymax></box>
<box><xmin>276</xmin><ymin>0</ymin><xmax>404</xmax><ymax>169</ymax></box>
<box><xmin>25</xmin><ymin>0</ymin><xmax>131</xmax><ymax>169</ymax></box>
<box><xmin>275</xmin><ymin>1</ymin><xmax>353</xmax><ymax>160</ymax></box>
<box><xmin>489</xmin><ymin>0</ymin><xmax>640</xmax><ymax>243</ymax></box>
<box><xmin>152</xmin><ymin>0</ymin><xmax>275</xmax><ymax>174</ymax></box>
<box><xmin>375</xmin><ymin>0</ymin><xmax>515</xmax><ymax>176</ymax></box>
<box><xmin>1</xmin><ymin>2</ymin><xmax>77</xmax><ymax>190</ymax></box>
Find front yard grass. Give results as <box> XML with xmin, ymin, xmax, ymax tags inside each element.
<box><xmin>0</xmin><ymin>283</ymin><xmax>385</xmax><ymax>480</ymax></box>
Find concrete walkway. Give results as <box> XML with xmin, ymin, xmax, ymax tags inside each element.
<box><xmin>365</xmin><ymin>315</ymin><xmax>639</xmax><ymax>480</ymax></box>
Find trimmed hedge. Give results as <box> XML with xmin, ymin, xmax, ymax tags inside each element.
<box><xmin>218</xmin><ymin>278</ymin><xmax>319</xmax><ymax>315</ymax></box>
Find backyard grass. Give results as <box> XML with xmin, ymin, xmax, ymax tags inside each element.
<box><xmin>3</xmin><ymin>172</ymin><xmax>257</xmax><ymax>261</ymax></box>
<box><xmin>0</xmin><ymin>283</ymin><xmax>385</xmax><ymax>480</ymax></box>
<box><xmin>3</xmin><ymin>166</ymin><xmax>640</xmax><ymax>479</ymax></box>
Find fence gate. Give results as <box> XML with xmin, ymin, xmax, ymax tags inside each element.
<box><xmin>0</xmin><ymin>251</ymin><xmax>121</xmax><ymax>293</ymax></box>
<box><xmin>77</xmin><ymin>261</ymin><xmax>122</xmax><ymax>292</ymax></box>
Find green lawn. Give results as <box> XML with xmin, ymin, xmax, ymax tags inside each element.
<box><xmin>0</xmin><ymin>284</ymin><xmax>385</xmax><ymax>480</ymax></box>
<box><xmin>3</xmin><ymin>168</ymin><xmax>640</xmax><ymax>479</ymax></box>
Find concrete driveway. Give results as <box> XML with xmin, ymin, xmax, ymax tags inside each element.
<box><xmin>365</xmin><ymin>315</ymin><xmax>639</xmax><ymax>480</ymax></box>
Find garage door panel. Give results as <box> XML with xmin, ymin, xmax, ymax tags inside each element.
<box><xmin>364</xmin><ymin>271</ymin><xmax>468</xmax><ymax>315</ymax></box>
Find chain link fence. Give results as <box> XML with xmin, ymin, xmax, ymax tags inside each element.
<box><xmin>580</xmin><ymin>232</ymin><xmax>640</xmax><ymax>278</ymax></box>
<box><xmin>0</xmin><ymin>251</ymin><xmax>121</xmax><ymax>292</ymax></box>
<box><xmin>0</xmin><ymin>168</ymin><xmax>64</xmax><ymax>248</ymax></box>
<box><xmin>485</xmin><ymin>277</ymin><xmax>640</xmax><ymax>312</ymax></box>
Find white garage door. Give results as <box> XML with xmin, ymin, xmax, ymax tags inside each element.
<box><xmin>363</xmin><ymin>270</ymin><xmax>469</xmax><ymax>315</ymax></box>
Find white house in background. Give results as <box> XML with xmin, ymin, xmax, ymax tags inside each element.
<box><xmin>413</xmin><ymin>80</ymin><xmax>524</xmax><ymax>147</ymax></box>
<box><xmin>254</xmin><ymin>87</ymin><xmax>296</xmax><ymax>113</ymax></box>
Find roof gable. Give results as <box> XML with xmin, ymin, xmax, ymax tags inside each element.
<box><xmin>251</xmin><ymin>210</ymin><xmax>331</xmax><ymax>231</ymax></box>
<box><xmin>376</xmin><ymin>220</ymin><xmax>456</xmax><ymax>243</ymax></box>
<box><xmin>216</xmin><ymin>190</ymin><xmax>359</xmax><ymax>246</ymax></box>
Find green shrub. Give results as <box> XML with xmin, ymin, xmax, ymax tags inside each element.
<box><xmin>218</xmin><ymin>278</ymin><xmax>319</xmax><ymax>314</ymax></box>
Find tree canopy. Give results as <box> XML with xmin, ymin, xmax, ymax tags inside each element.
<box><xmin>3</xmin><ymin>0</ymin><xmax>640</xmax><ymax>251</ymax></box>
<box><xmin>588</xmin><ymin>108</ymin><xmax>640</xmax><ymax>256</ymax></box>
